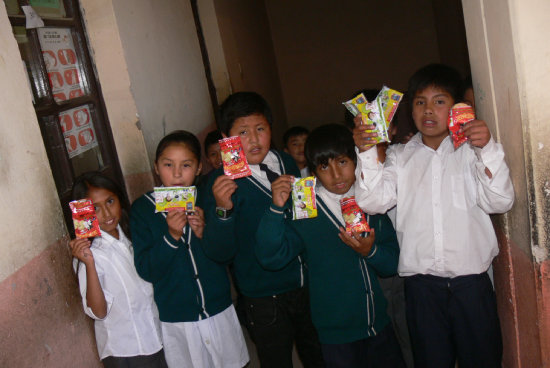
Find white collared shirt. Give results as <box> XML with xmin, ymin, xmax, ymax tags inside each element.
<box><xmin>355</xmin><ymin>133</ymin><xmax>514</xmax><ymax>277</ymax></box>
<box><xmin>316</xmin><ymin>183</ymin><xmax>355</xmax><ymax>226</ymax></box>
<box><xmin>73</xmin><ymin>226</ymin><xmax>163</xmax><ymax>359</ymax></box>
<box><xmin>249</xmin><ymin>150</ymin><xmax>282</xmax><ymax>188</ymax></box>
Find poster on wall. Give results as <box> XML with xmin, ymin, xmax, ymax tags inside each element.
<box><xmin>37</xmin><ymin>28</ymin><xmax>85</xmax><ymax>102</ymax></box>
<box><xmin>59</xmin><ymin>105</ymin><xmax>98</xmax><ymax>158</ymax></box>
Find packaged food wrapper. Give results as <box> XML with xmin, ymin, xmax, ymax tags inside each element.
<box><xmin>219</xmin><ymin>136</ymin><xmax>252</xmax><ymax>179</ymax></box>
<box><xmin>292</xmin><ymin>176</ymin><xmax>317</xmax><ymax>220</ymax></box>
<box><xmin>70</xmin><ymin>199</ymin><xmax>101</xmax><ymax>239</ymax></box>
<box><xmin>154</xmin><ymin>186</ymin><xmax>196</xmax><ymax>213</ymax></box>
<box><xmin>376</xmin><ymin>86</ymin><xmax>403</xmax><ymax>127</ymax></box>
<box><xmin>340</xmin><ymin>196</ymin><xmax>371</xmax><ymax>235</ymax></box>
<box><xmin>448</xmin><ymin>103</ymin><xmax>474</xmax><ymax>149</ymax></box>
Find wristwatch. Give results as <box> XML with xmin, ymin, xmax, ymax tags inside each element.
<box><xmin>215</xmin><ymin>206</ymin><xmax>233</xmax><ymax>219</ymax></box>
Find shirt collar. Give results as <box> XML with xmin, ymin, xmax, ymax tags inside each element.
<box><xmin>407</xmin><ymin>133</ymin><xmax>453</xmax><ymax>153</ymax></box>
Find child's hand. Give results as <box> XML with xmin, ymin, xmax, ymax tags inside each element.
<box><xmin>69</xmin><ymin>238</ymin><xmax>94</xmax><ymax>266</ymax></box>
<box><xmin>187</xmin><ymin>207</ymin><xmax>205</xmax><ymax>239</ymax></box>
<box><xmin>463</xmin><ymin>119</ymin><xmax>491</xmax><ymax>148</ymax></box>
<box><xmin>166</xmin><ymin>209</ymin><xmax>187</xmax><ymax>240</ymax></box>
<box><xmin>353</xmin><ymin>115</ymin><xmax>378</xmax><ymax>152</ymax></box>
<box><xmin>271</xmin><ymin>175</ymin><xmax>294</xmax><ymax>208</ymax></box>
<box><xmin>338</xmin><ymin>227</ymin><xmax>376</xmax><ymax>257</ymax></box>
<box><xmin>213</xmin><ymin>175</ymin><xmax>237</xmax><ymax>210</ymax></box>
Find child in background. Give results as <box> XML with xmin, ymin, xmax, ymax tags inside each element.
<box><xmin>283</xmin><ymin>126</ymin><xmax>310</xmax><ymax>177</ymax></box>
<box><xmin>202</xmin><ymin>92</ymin><xmax>324</xmax><ymax>368</ymax></box>
<box><xmin>463</xmin><ymin>75</ymin><xmax>475</xmax><ymax>109</ymax></box>
<box><xmin>130</xmin><ymin>130</ymin><xmax>249</xmax><ymax>368</ymax></box>
<box><xmin>69</xmin><ymin>172</ymin><xmax>167</xmax><ymax>368</ymax></box>
<box><xmin>197</xmin><ymin>130</ymin><xmax>223</xmax><ymax>189</ymax></box>
<box><xmin>256</xmin><ymin>124</ymin><xmax>406</xmax><ymax>368</ymax></box>
<box><xmin>353</xmin><ymin>63</ymin><xmax>514</xmax><ymax>367</ymax></box>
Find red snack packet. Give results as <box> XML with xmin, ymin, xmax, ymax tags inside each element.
<box><xmin>448</xmin><ymin>103</ymin><xmax>475</xmax><ymax>149</ymax></box>
<box><xmin>340</xmin><ymin>196</ymin><xmax>371</xmax><ymax>235</ymax></box>
<box><xmin>70</xmin><ymin>199</ymin><xmax>101</xmax><ymax>239</ymax></box>
<box><xmin>219</xmin><ymin>136</ymin><xmax>252</xmax><ymax>179</ymax></box>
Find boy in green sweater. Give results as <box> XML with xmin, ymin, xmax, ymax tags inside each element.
<box><xmin>256</xmin><ymin>124</ymin><xmax>405</xmax><ymax>367</ymax></box>
<box><xmin>202</xmin><ymin>92</ymin><xmax>324</xmax><ymax>368</ymax></box>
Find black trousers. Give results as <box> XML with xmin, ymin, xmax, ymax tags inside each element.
<box><xmin>102</xmin><ymin>348</ymin><xmax>168</xmax><ymax>368</ymax></box>
<box><xmin>404</xmin><ymin>272</ymin><xmax>502</xmax><ymax>368</ymax></box>
<box><xmin>243</xmin><ymin>287</ymin><xmax>325</xmax><ymax>368</ymax></box>
<box><xmin>321</xmin><ymin>324</ymin><xmax>406</xmax><ymax>368</ymax></box>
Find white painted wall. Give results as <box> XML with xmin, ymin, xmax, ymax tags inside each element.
<box><xmin>0</xmin><ymin>6</ymin><xmax>66</xmax><ymax>281</ymax></box>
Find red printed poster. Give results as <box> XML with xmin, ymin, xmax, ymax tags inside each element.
<box><xmin>37</xmin><ymin>28</ymin><xmax>85</xmax><ymax>103</ymax></box>
<box><xmin>59</xmin><ymin>105</ymin><xmax>98</xmax><ymax>158</ymax></box>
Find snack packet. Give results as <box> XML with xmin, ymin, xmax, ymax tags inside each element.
<box><xmin>219</xmin><ymin>136</ymin><xmax>252</xmax><ymax>179</ymax></box>
<box><xmin>376</xmin><ymin>86</ymin><xmax>403</xmax><ymax>127</ymax></box>
<box><xmin>292</xmin><ymin>176</ymin><xmax>317</xmax><ymax>220</ymax></box>
<box><xmin>70</xmin><ymin>199</ymin><xmax>101</xmax><ymax>239</ymax></box>
<box><xmin>154</xmin><ymin>186</ymin><xmax>196</xmax><ymax>213</ymax></box>
<box><xmin>448</xmin><ymin>103</ymin><xmax>475</xmax><ymax>149</ymax></box>
<box><xmin>340</xmin><ymin>196</ymin><xmax>371</xmax><ymax>235</ymax></box>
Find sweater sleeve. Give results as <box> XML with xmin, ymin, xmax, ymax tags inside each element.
<box><xmin>200</xmin><ymin>170</ymin><xmax>238</xmax><ymax>263</ymax></box>
<box><xmin>130</xmin><ymin>196</ymin><xmax>185</xmax><ymax>283</ymax></box>
<box><xmin>255</xmin><ymin>204</ymin><xmax>305</xmax><ymax>271</ymax></box>
<box><xmin>364</xmin><ymin>214</ymin><xmax>399</xmax><ymax>277</ymax></box>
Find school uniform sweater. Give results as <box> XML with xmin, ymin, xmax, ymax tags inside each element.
<box><xmin>255</xmin><ymin>192</ymin><xmax>399</xmax><ymax>344</ymax></box>
<box><xmin>202</xmin><ymin>150</ymin><xmax>305</xmax><ymax>298</ymax></box>
<box><xmin>130</xmin><ymin>191</ymin><xmax>232</xmax><ymax>323</ymax></box>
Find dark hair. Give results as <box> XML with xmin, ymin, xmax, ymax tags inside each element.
<box><xmin>218</xmin><ymin>92</ymin><xmax>273</xmax><ymax>135</ymax></box>
<box><xmin>71</xmin><ymin>171</ymin><xmax>131</xmax><ymax>240</ymax></box>
<box><xmin>463</xmin><ymin>74</ymin><xmax>473</xmax><ymax>91</ymax></box>
<box><xmin>305</xmin><ymin>124</ymin><xmax>356</xmax><ymax>174</ymax></box>
<box><xmin>407</xmin><ymin>64</ymin><xmax>463</xmax><ymax>108</ymax></box>
<box><xmin>283</xmin><ymin>126</ymin><xmax>309</xmax><ymax>148</ymax></box>
<box><xmin>343</xmin><ymin>88</ymin><xmax>380</xmax><ymax>129</ymax></box>
<box><xmin>155</xmin><ymin>130</ymin><xmax>201</xmax><ymax>163</ymax></box>
<box><xmin>203</xmin><ymin>130</ymin><xmax>222</xmax><ymax>156</ymax></box>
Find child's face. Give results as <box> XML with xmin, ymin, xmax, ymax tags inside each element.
<box><xmin>87</xmin><ymin>186</ymin><xmax>121</xmax><ymax>239</ymax></box>
<box><xmin>412</xmin><ymin>85</ymin><xmax>454</xmax><ymax>149</ymax></box>
<box><xmin>228</xmin><ymin>114</ymin><xmax>271</xmax><ymax>165</ymax></box>
<box><xmin>285</xmin><ymin>134</ymin><xmax>307</xmax><ymax>168</ymax></box>
<box><xmin>314</xmin><ymin>155</ymin><xmax>356</xmax><ymax>195</ymax></box>
<box><xmin>155</xmin><ymin>143</ymin><xmax>202</xmax><ymax>187</ymax></box>
<box><xmin>206</xmin><ymin>143</ymin><xmax>222</xmax><ymax>170</ymax></box>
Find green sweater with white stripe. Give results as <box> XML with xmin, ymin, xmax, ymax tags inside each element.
<box><xmin>201</xmin><ymin>150</ymin><xmax>305</xmax><ymax>298</ymax></box>
<box><xmin>130</xmin><ymin>191</ymin><xmax>232</xmax><ymax>322</ymax></box>
<box><xmin>255</xmin><ymin>197</ymin><xmax>399</xmax><ymax>344</ymax></box>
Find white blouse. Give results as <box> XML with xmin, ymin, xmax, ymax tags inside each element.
<box><xmin>74</xmin><ymin>225</ymin><xmax>163</xmax><ymax>359</ymax></box>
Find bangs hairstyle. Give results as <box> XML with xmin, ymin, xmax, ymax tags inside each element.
<box><xmin>305</xmin><ymin>124</ymin><xmax>356</xmax><ymax>174</ymax></box>
<box><xmin>283</xmin><ymin>126</ymin><xmax>309</xmax><ymax>148</ymax></box>
<box><xmin>155</xmin><ymin>130</ymin><xmax>201</xmax><ymax>163</ymax></box>
<box><xmin>218</xmin><ymin>92</ymin><xmax>273</xmax><ymax>135</ymax></box>
<box><xmin>71</xmin><ymin>171</ymin><xmax>131</xmax><ymax>240</ymax></box>
<box><xmin>408</xmin><ymin>63</ymin><xmax>463</xmax><ymax>107</ymax></box>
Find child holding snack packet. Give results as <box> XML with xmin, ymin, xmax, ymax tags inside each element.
<box><xmin>130</xmin><ymin>130</ymin><xmax>248</xmax><ymax>368</ymax></box>
<box><xmin>255</xmin><ymin>124</ymin><xmax>405</xmax><ymax>367</ymax></box>
<box><xmin>353</xmin><ymin>64</ymin><xmax>514</xmax><ymax>367</ymax></box>
<box><xmin>69</xmin><ymin>172</ymin><xmax>167</xmax><ymax>367</ymax></box>
<box><xmin>202</xmin><ymin>92</ymin><xmax>324</xmax><ymax>367</ymax></box>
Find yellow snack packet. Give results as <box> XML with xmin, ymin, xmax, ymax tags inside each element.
<box><xmin>292</xmin><ymin>176</ymin><xmax>317</xmax><ymax>220</ymax></box>
<box><xmin>154</xmin><ymin>186</ymin><xmax>196</xmax><ymax>213</ymax></box>
<box><xmin>376</xmin><ymin>86</ymin><xmax>403</xmax><ymax>127</ymax></box>
<box><xmin>343</xmin><ymin>93</ymin><xmax>387</xmax><ymax>143</ymax></box>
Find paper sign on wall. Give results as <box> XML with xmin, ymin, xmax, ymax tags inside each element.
<box><xmin>59</xmin><ymin>105</ymin><xmax>98</xmax><ymax>158</ymax></box>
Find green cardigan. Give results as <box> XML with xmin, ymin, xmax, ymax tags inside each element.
<box><xmin>201</xmin><ymin>150</ymin><xmax>305</xmax><ymax>298</ymax></box>
<box><xmin>130</xmin><ymin>191</ymin><xmax>232</xmax><ymax>322</ymax></box>
<box><xmin>255</xmin><ymin>196</ymin><xmax>399</xmax><ymax>344</ymax></box>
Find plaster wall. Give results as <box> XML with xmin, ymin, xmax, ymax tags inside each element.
<box><xmin>109</xmin><ymin>0</ymin><xmax>216</xmax><ymax>168</ymax></box>
<box><xmin>462</xmin><ymin>0</ymin><xmax>550</xmax><ymax>365</ymax></box>
<box><xmin>0</xmin><ymin>4</ymin><xmax>66</xmax><ymax>282</ymax></box>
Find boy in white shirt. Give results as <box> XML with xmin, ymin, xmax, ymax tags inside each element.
<box><xmin>352</xmin><ymin>64</ymin><xmax>514</xmax><ymax>368</ymax></box>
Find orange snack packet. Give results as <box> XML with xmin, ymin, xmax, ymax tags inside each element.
<box><xmin>340</xmin><ymin>196</ymin><xmax>371</xmax><ymax>235</ymax></box>
<box><xmin>70</xmin><ymin>199</ymin><xmax>101</xmax><ymax>239</ymax></box>
<box><xmin>448</xmin><ymin>103</ymin><xmax>475</xmax><ymax>149</ymax></box>
<box><xmin>219</xmin><ymin>136</ymin><xmax>252</xmax><ymax>179</ymax></box>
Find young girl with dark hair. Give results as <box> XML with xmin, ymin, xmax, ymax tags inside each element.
<box><xmin>69</xmin><ymin>171</ymin><xmax>167</xmax><ymax>368</ymax></box>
